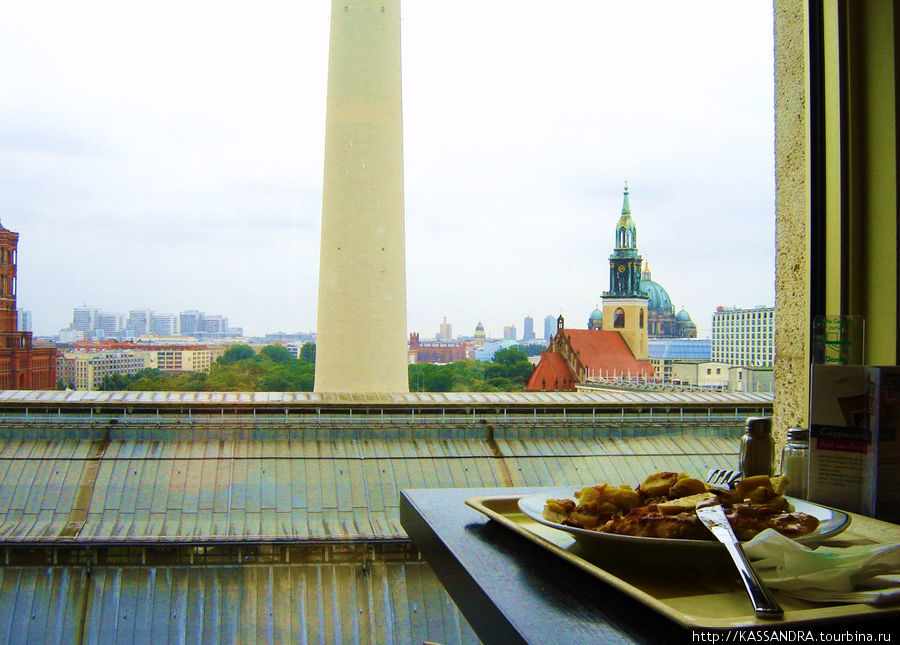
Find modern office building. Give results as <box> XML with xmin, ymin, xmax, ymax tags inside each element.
<box><xmin>502</xmin><ymin>325</ymin><xmax>517</xmax><ymax>340</ymax></box>
<box><xmin>94</xmin><ymin>311</ymin><xmax>125</xmax><ymax>337</ymax></box>
<box><xmin>65</xmin><ymin>307</ymin><xmax>237</xmax><ymax>341</ymax></box>
<box><xmin>72</xmin><ymin>305</ymin><xmax>97</xmax><ymax>332</ymax></box>
<box><xmin>179</xmin><ymin>310</ymin><xmax>204</xmax><ymax>337</ymax></box>
<box><xmin>202</xmin><ymin>314</ymin><xmax>229</xmax><ymax>336</ymax></box>
<box><xmin>711</xmin><ymin>305</ymin><xmax>775</xmax><ymax>367</ymax></box>
<box><xmin>16</xmin><ymin>308</ymin><xmax>32</xmax><ymax>333</ymax></box>
<box><xmin>522</xmin><ymin>316</ymin><xmax>535</xmax><ymax>341</ymax></box>
<box><xmin>127</xmin><ymin>308</ymin><xmax>152</xmax><ymax>336</ymax></box>
<box><xmin>149</xmin><ymin>312</ymin><xmax>179</xmax><ymax>336</ymax></box>
<box><xmin>438</xmin><ymin>317</ymin><xmax>452</xmax><ymax>340</ymax></box>
<box><xmin>543</xmin><ymin>315</ymin><xmax>556</xmax><ymax>341</ymax></box>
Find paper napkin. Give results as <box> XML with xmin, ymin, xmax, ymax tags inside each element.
<box><xmin>744</xmin><ymin>528</ymin><xmax>900</xmax><ymax>604</ymax></box>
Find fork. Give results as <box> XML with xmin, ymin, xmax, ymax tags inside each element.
<box><xmin>706</xmin><ymin>468</ymin><xmax>741</xmax><ymax>488</ymax></box>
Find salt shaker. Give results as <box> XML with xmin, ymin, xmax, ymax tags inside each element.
<box><xmin>739</xmin><ymin>417</ymin><xmax>774</xmax><ymax>477</ymax></box>
<box><xmin>781</xmin><ymin>428</ymin><xmax>810</xmax><ymax>498</ymax></box>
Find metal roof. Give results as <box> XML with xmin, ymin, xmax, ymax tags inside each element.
<box><xmin>0</xmin><ymin>410</ymin><xmax>748</xmax><ymax>644</ymax></box>
<box><xmin>0</xmin><ymin>389</ymin><xmax>773</xmax><ymax>409</ymax></box>
<box><xmin>0</xmin><ymin>424</ymin><xmax>741</xmax><ymax>544</ymax></box>
<box><xmin>0</xmin><ymin>559</ymin><xmax>479</xmax><ymax>645</ymax></box>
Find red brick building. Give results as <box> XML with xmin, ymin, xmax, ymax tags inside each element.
<box><xmin>0</xmin><ymin>221</ymin><xmax>56</xmax><ymax>389</ymax></box>
<box><xmin>525</xmin><ymin>316</ymin><xmax>653</xmax><ymax>392</ymax></box>
<box><xmin>408</xmin><ymin>333</ymin><xmax>466</xmax><ymax>364</ymax></box>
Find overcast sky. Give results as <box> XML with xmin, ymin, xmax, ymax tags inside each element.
<box><xmin>1</xmin><ymin>1</ymin><xmax>775</xmax><ymax>340</ymax></box>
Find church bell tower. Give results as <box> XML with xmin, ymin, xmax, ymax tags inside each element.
<box><xmin>601</xmin><ymin>183</ymin><xmax>649</xmax><ymax>359</ymax></box>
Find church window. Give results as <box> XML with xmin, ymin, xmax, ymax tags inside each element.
<box><xmin>614</xmin><ymin>308</ymin><xmax>625</xmax><ymax>328</ymax></box>
<box><xmin>639</xmin><ymin>309</ymin><xmax>644</xmax><ymax>328</ymax></box>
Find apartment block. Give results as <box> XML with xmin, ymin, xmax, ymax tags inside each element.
<box><xmin>156</xmin><ymin>347</ymin><xmax>221</xmax><ymax>373</ymax></box>
<box><xmin>56</xmin><ymin>350</ymin><xmax>151</xmax><ymax>390</ymax></box>
<box><xmin>711</xmin><ymin>306</ymin><xmax>775</xmax><ymax>367</ymax></box>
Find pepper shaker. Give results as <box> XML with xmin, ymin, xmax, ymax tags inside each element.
<box><xmin>739</xmin><ymin>417</ymin><xmax>774</xmax><ymax>477</ymax></box>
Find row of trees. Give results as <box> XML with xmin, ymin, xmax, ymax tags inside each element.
<box><xmin>408</xmin><ymin>347</ymin><xmax>534</xmax><ymax>392</ymax></box>
<box><xmin>98</xmin><ymin>344</ymin><xmax>535</xmax><ymax>392</ymax></box>
<box><xmin>98</xmin><ymin>343</ymin><xmax>317</xmax><ymax>392</ymax></box>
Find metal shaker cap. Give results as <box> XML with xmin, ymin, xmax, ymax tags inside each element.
<box><xmin>745</xmin><ymin>417</ymin><xmax>772</xmax><ymax>436</ymax></box>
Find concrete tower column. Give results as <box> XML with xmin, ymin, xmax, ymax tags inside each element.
<box><xmin>315</xmin><ymin>0</ymin><xmax>409</xmax><ymax>393</ymax></box>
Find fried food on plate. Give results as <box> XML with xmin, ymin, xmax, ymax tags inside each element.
<box><xmin>541</xmin><ymin>471</ymin><xmax>820</xmax><ymax>542</ymax></box>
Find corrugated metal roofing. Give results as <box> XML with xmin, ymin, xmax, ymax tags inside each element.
<box><xmin>0</xmin><ymin>424</ymin><xmax>741</xmax><ymax>544</ymax></box>
<box><xmin>0</xmin><ymin>405</ymin><xmax>754</xmax><ymax>644</ymax></box>
<box><xmin>0</xmin><ymin>389</ymin><xmax>773</xmax><ymax>408</ymax></box>
<box><xmin>0</xmin><ymin>560</ymin><xmax>479</xmax><ymax>645</ymax></box>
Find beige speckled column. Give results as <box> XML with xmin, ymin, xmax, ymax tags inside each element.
<box><xmin>773</xmin><ymin>0</ymin><xmax>811</xmax><ymax>456</ymax></box>
<box><xmin>315</xmin><ymin>0</ymin><xmax>409</xmax><ymax>393</ymax></box>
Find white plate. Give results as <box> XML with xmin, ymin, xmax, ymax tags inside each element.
<box><xmin>517</xmin><ymin>487</ymin><xmax>850</xmax><ymax>554</ymax></box>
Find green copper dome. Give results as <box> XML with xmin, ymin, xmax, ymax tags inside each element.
<box><xmin>640</xmin><ymin>279</ymin><xmax>673</xmax><ymax>315</ymax></box>
<box><xmin>676</xmin><ymin>307</ymin><xmax>693</xmax><ymax>322</ymax></box>
<box><xmin>590</xmin><ymin>307</ymin><xmax>603</xmax><ymax>321</ymax></box>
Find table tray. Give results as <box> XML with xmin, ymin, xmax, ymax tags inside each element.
<box><xmin>466</xmin><ymin>494</ymin><xmax>900</xmax><ymax>630</ymax></box>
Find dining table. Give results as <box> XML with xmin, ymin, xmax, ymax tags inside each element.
<box><xmin>400</xmin><ymin>486</ymin><xmax>900</xmax><ymax>645</ymax></box>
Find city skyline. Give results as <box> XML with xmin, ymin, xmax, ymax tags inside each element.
<box><xmin>2</xmin><ymin>1</ymin><xmax>775</xmax><ymax>339</ymax></box>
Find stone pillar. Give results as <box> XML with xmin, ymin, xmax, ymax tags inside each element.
<box><xmin>773</xmin><ymin>0</ymin><xmax>811</xmax><ymax>442</ymax></box>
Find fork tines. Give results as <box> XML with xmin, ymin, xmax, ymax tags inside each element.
<box><xmin>706</xmin><ymin>468</ymin><xmax>741</xmax><ymax>488</ymax></box>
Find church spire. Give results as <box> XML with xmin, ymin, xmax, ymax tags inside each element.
<box><xmin>605</xmin><ymin>182</ymin><xmax>645</xmax><ymax>298</ymax></box>
<box><xmin>614</xmin><ymin>181</ymin><xmax>637</xmax><ymax>252</ymax></box>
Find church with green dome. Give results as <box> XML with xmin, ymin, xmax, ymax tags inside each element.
<box><xmin>587</xmin><ymin>185</ymin><xmax>697</xmax><ymax>340</ymax></box>
<box><xmin>640</xmin><ymin>262</ymin><xmax>697</xmax><ymax>338</ymax></box>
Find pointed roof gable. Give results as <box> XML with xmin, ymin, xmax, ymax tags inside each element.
<box><xmin>525</xmin><ymin>350</ymin><xmax>575</xmax><ymax>391</ymax></box>
<box><xmin>525</xmin><ymin>327</ymin><xmax>654</xmax><ymax>392</ymax></box>
<box><xmin>563</xmin><ymin>329</ymin><xmax>654</xmax><ymax>377</ymax></box>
